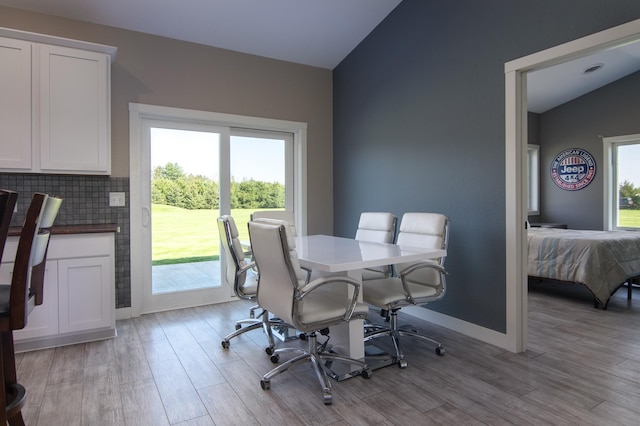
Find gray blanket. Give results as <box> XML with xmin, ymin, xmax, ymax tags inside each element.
<box><xmin>528</xmin><ymin>228</ymin><xmax>640</xmax><ymax>306</ymax></box>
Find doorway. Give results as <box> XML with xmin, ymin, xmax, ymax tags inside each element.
<box><xmin>505</xmin><ymin>18</ymin><xmax>640</xmax><ymax>352</ymax></box>
<box><xmin>129</xmin><ymin>103</ymin><xmax>307</xmax><ymax>316</ymax></box>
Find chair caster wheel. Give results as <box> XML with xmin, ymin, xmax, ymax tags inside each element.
<box><xmin>260</xmin><ymin>380</ymin><xmax>270</xmax><ymax>390</ymax></box>
<box><xmin>235</xmin><ymin>323</ymin><xmax>242</xmax><ymax>331</ymax></box>
<box><xmin>323</xmin><ymin>393</ymin><xmax>332</xmax><ymax>405</ymax></box>
<box><xmin>270</xmin><ymin>354</ymin><xmax>280</xmax><ymax>363</ymax></box>
<box><xmin>398</xmin><ymin>359</ymin><xmax>408</xmax><ymax>369</ymax></box>
<box><xmin>221</xmin><ymin>340</ymin><xmax>230</xmax><ymax>349</ymax></box>
<box><xmin>361</xmin><ymin>368</ymin><xmax>373</xmax><ymax>379</ymax></box>
<box><xmin>265</xmin><ymin>346</ymin><xmax>274</xmax><ymax>355</ymax></box>
<box><xmin>435</xmin><ymin>346</ymin><xmax>445</xmax><ymax>356</ymax></box>
<box><xmin>299</xmin><ymin>333</ymin><xmax>307</xmax><ymax>341</ymax></box>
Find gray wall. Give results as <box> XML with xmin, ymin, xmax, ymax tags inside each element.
<box><xmin>538</xmin><ymin>71</ymin><xmax>640</xmax><ymax>229</ymax></box>
<box><xmin>333</xmin><ymin>0</ymin><xmax>640</xmax><ymax>332</ymax></box>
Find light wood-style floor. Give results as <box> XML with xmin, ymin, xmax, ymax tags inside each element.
<box><xmin>14</xmin><ymin>281</ymin><xmax>640</xmax><ymax>425</ymax></box>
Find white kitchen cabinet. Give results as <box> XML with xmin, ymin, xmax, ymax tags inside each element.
<box><xmin>0</xmin><ymin>28</ymin><xmax>116</xmax><ymax>175</ymax></box>
<box><xmin>0</xmin><ymin>37</ymin><xmax>32</xmax><ymax>170</ymax></box>
<box><xmin>1</xmin><ymin>232</ymin><xmax>116</xmax><ymax>352</ymax></box>
<box><xmin>39</xmin><ymin>44</ymin><xmax>111</xmax><ymax>173</ymax></box>
<box><xmin>58</xmin><ymin>256</ymin><xmax>113</xmax><ymax>333</ymax></box>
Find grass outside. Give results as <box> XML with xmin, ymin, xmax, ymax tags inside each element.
<box><xmin>153</xmin><ymin>206</ymin><xmax>640</xmax><ymax>265</ymax></box>
<box><xmin>152</xmin><ymin>205</ymin><xmax>277</xmax><ymax>265</ymax></box>
<box><xmin>619</xmin><ymin>209</ymin><xmax>640</xmax><ymax>228</ymax></box>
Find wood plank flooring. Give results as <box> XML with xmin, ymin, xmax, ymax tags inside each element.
<box><xmin>14</xmin><ymin>282</ymin><xmax>640</xmax><ymax>425</ymax></box>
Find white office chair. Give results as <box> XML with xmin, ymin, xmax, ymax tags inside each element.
<box><xmin>248</xmin><ymin>219</ymin><xmax>371</xmax><ymax>405</ymax></box>
<box><xmin>251</xmin><ymin>210</ymin><xmax>296</xmax><ymax>236</ymax></box>
<box><xmin>218</xmin><ymin>216</ymin><xmax>279</xmax><ymax>354</ymax></box>
<box><xmin>362</xmin><ymin>212</ymin><xmax>449</xmax><ymax>368</ymax></box>
<box><xmin>355</xmin><ymin>212</ymin><xmax>397</xmax><ymax>279</ymax></box>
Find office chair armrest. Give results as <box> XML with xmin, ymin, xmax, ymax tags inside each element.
<box><xmin>301</xmin><ymin>266</ymin><xmax>312</xmax><ymax>284</ymax></box>
<box><xmin>296</xmin><ymin>275</ymin><xmax>362</xmax><ymax>321</ymax></box>
<box><xmin>399</xmin><ymin>262</ymin><xmax>447</xmax><ymax>277</ymax></box>
<box><xmin>237</xmin><ymin>261</ymin><xmax>256</xmax><ymax>275</ymax></box>
<box><xmin>399</xmin><ymin>262</ymin><xmax>447</xmax><ymax>304</ymax></box>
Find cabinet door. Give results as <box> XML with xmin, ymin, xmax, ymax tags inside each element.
<box><xmin>0</xmin><ymin>37</ymin><xmax>32</xmax><ymax>170</ymax></box>
<box><xmin>58</xmin><ymin>256</ymin><xmax>113</xmax><ymax>333</ymax></box>
<box><xmin>39</xmin><ymin>44</ymin><xmax>110</xmax><ymax>174</ymax></box>
<box><xmin>0</xmin><ymin>261</ymin><xmax>59</xmax><ymax>340</ymax></box>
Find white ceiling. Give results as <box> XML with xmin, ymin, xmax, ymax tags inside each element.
<box><xmin>0</xmin><ymin>0</ymin><xmax>402</xmax><ymax>69</ymax></box>
<box><xmin>527</xmin><ymin>39</ymin><xmax>640</xmax><ymax>113</ymax></box>
<box><xmin>1</xmin><ymin>0</ymin><xmax>639</xmax><ymax>111</ymax></box>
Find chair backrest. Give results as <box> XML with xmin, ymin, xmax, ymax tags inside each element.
<box><xmin>29</xmin><ymin>195</ymin><xmax>62</xmax><ymax>306</ymax></box>
<box><xmin>355</xmin><ymin>212</ymin><xmax>396</xmax><ymax>244</ymax></box>
<box><xmin>393</xmin><ymin>212</ymin><xmax>449</xmax><ymax>292</ymax></box>
<box><xmin>355</xmin><ymin>212</ymin><xmax>397</xmax><ymax>278</ymax></box>
<box><xmin>217</xmin><ymin>215</ymin><xmax>255</xmax><ymax>299</ymax></box>
<box><xmin>247</xmin><ymin>219</ymin><xmax>307</xmax><ymax>328</ymax></box>
<box><xmin>8</xmin><ymin>193</ymin><xmax>62</xmax><ymax>330</ymax></box>
<box><xmin>395</xmin><ymin>212</ymin><xmax>449</xmax><ymax>275</ymax></box>
<box><xmin>251</xmin><ymin>210</ymin><xmax>297</xmax><ymax>237</ymax></box>
<box><xmin>0</xmin><ymin>190</ymin><xmax>18</xmax><ymax>264</ymax></box>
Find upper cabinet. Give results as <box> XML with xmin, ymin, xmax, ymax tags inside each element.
<box><xmin>0</xmin><ymin>28</ymin><xmax>117</xmax><ymax>175</ymax></box>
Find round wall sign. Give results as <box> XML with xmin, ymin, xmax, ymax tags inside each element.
<box><xmin>550</xmin><ymin>148</ymin><xmax>596</xmax><ymax>191</ymax></box>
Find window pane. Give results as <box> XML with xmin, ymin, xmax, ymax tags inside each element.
<box><xmin>616</xmin><ymin>143</ymin><xmax>640</xmax><ymax>229</ymax></box>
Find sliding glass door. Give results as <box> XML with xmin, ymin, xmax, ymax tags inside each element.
<box><xmin>129</xmin><ymin>104</ymin><xmax>304</xmax><ymax>315</ymax></box>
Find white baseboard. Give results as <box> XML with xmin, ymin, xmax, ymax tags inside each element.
<box><xmin>403</xmin><ymin>306</ymin><xmax>509</xmax><ymax>350</ymax></box>
<box><xmin>116</xmin><ymin>307</ymin><xmax>132</xmax><ymax>320</ymax></box>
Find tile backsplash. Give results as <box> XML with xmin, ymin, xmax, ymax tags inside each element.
<box><xmin>0</xmin><ymin>174</ymin><xmax>131</xmax><ymax>308</ymax></box>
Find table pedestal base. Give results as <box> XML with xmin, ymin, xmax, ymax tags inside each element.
<box><xmin>324</xmin><ymin>343</ymin><xmax>396</xmax><ymax>381</ymax></box>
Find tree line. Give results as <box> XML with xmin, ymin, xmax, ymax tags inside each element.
<box><xmin>151</xmin><ymin>163</ymin><xmax>284</xmax><ymax>210</ymax></box>
<box><xmin>619</xmin><ymin>180</ymin><xmax>640</xmax><ymax>209</ymax></box>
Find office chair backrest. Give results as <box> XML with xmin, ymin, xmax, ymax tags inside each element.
<box><xmin>395</xmin><ymin>212</ymin><xmax>449</xmax><ymax>284</ymax></box>
<box><xmin>251</xmin><ymin>210</ymin><xmax>297</xmax><ymax>237</ymax></box>
<box><xmin>355</xmin><ymin>212</ymin><xmax>396</xmax><ymax>244</ymax></box>
<box><xmin>217</xmin><ymin>215</ymin><xmax>253</xmax><ymax>297</ymax></box>
<box><xmin>248</xmin><ymin>219</ymin><xmax>306</xmax><ymax>327</ymax></box>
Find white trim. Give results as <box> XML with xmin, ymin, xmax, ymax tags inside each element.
<box><xmin>0</xmin><ymin>26</ymin><xmax>117</xmax><ymax>62</ymax></box>
<box><xmin>116</xmin><ymin>307</ymin><xmax>132</xmax><ymax>320</ymax></box>
<box><xmin>505</xmin><ymin>18</ymin><xmax>640</xmax><ymax>353</ymax></box>
<box><xmin>403</xmin><ymin>307</ymin><xmax>508</xmax><ymax>349</ymax></box>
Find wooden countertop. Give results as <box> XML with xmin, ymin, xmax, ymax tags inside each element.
<box><xmin>8</xmin><ymin>224</ymin><xmax>119</xmax><ymax>237</ymax></box>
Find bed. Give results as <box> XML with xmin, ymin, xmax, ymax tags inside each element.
<box><xmin>527</xmin><ymin>227</ymin><xmax>640</xmax><ymax>307</ymax></box>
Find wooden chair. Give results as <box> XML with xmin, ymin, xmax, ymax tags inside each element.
<box><xmin>0</xmin><ymin>190</ymin><xmax>18</xmax><ymax>264</ymax></box>
<box><xmin>0</xmin><ymin>193</ymin><xmax>62</xmax><ymax>425</ymax></box>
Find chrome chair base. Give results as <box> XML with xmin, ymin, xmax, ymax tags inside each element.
<box><xmin>260</xmin><ymin>331</ymin><xmax>372</xmax><ymax>405</ymax></box>
<box><xmin>364</xmin><ymin>309</ymin><xmax>444</xmax><ymax>368</ymax></box>
<box><xmin>221</xmin><ymin>311</ymin><xmax>280</xmax><ymax>355</ymax></box>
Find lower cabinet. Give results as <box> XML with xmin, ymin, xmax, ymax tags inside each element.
<box><xmin>1</xmin><ymin>232</ymin><xmax>116</xmax><ymax>351</ymax></box>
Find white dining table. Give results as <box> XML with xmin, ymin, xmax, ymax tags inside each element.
<box><xmin>294</xmin><ymin>234</ymin><xmax>446</xmax><ymax>378</ymax></box>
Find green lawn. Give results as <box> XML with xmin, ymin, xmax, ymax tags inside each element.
<box><xmin>152</xmin><ymin>205</ymin><xmax>273</xmax><ymax>265</ymax></box>
<box><xmin>619</xmin><ymin>209</ymin><xmax>640</xmax><ymax>228</ymax></box>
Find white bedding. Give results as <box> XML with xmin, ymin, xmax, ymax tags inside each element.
<box><xmin>527</xmin><ymin>228</ymin><xmax>640</xmax><ymax>306</ymax></box>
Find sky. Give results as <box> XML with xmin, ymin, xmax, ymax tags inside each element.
<box><xmin>617</xmin><ymin>144</ymin><xmax>640</xmax><ymax>188</ymax></box>
<box><xmin>150</xmin><ymin>128</ymin><xmax>285</xmax><ymax>183</ymax></box>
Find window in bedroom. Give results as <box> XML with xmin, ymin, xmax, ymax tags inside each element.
<box><xmin>527</xmin><ymin>144</ymin><xmax>540</xmax><ymax>215</ymax></box>
<box><xmin>603</xmin><ymin>134</ymin><xmax>640</xmax><ymax>230</ymax></box>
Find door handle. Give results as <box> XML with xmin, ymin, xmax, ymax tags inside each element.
<box><xmin>142</xmin><ymin>207</ymin><xmax>150</xmax><ymax>227</ymax></box>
